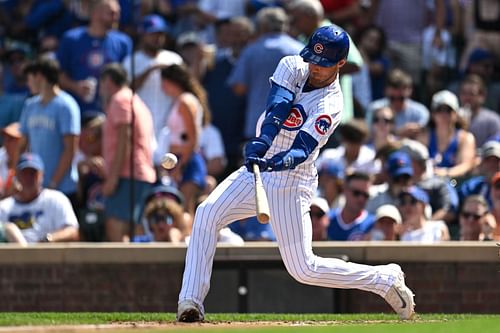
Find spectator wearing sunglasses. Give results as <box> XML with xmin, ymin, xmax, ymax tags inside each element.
<box><xmin>459</xmin><ymin>194</ymin><xmax>495</xmax><ymax>241</ymax></box>
<box><xmin>489</xmin><ymin>172</ymin><xmax>500</xmax><ymax>240</ymax></box>
<box><xmin>418</xmin><ymin>90</ymin><xmax>476</xmax><ymax>179</ymax></box>
<box><xmin>365</xmin><ymin>69</ymin><xmax>429</xmax><ymax>140</ymax></box>
<box><xmin>366</xmin><ymin>150</ymin><xmax>414</xmax><ymax>214</ymax></box>
<box><xmin>310</xmin><ymin>197</ymin><xmax>330</xmax><ymax>241</ymax></box>
<box><xmin>398</xmin><ymin>186</ymin><xmax>449</xmax><ymax>242</ymax></box>
<box><xmin>327</xmin><ymin>172</ymin><xmax>375</xmax><ymax>241</ymax></box>
<box><xmin>368</xmin><ymin>106</ymin><xmax>398</xmax><ymax>152</ymax></box>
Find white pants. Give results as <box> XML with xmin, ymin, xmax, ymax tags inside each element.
<box><xmin>178</xmin><ymin>167</ymin><xmax>398</xmax><ymax>313</ymax></box>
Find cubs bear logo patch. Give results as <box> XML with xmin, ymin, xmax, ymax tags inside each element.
<box><xmin>314</xmin><ymin>115</ymin><xmax>332</xmax><ymax>135</ymax></box>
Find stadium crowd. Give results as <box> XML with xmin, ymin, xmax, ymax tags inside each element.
<box><xmin>0</xmin><ymin>0</ymin><xmax>498</xmax><ymax>244</ymax></box>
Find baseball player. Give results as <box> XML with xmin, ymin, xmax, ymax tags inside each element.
<box><xmin>177</xmin><ymin>25</ymin><xmax>415</xmax><ymax>322</ymax></box>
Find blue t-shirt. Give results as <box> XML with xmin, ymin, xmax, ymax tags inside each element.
<box><xmin>56</xmin><ymin>26</ymin><xmax>132</xmax><ymax>113</ymax></box>
<box><xmin>229</xmin><ymin>216</ymin><xmax>276</xmax><ymax>241</ymax></box>
<box><xmin>20</xmin><ymin>91</ymin><xmax>81</xmax><ymax>194</ymax></box>
<box><xmin>327</xmin><ymin>208</ymin><xmax>375</xmax><ymax>241</ymax></box>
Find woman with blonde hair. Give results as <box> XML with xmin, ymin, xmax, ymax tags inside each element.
<box><xmin>161</xmin><ymin>64</ymin><xmax>208</xmax><ymax>217</ymax></box>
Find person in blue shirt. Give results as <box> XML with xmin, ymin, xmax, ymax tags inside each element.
<box><xmin>19</xmin><ymin>57</ymin><xmax>80</xmax><ymax>206</ymax></box>
<box><xmin>327</xmin><ymin>172</ymin><xmax>375</xmax><ymax>241</ymax></box>
<box><xmin>56</xmin><ymin>0</ymin><xmax>132</xmax><ymax>116</ymax></box>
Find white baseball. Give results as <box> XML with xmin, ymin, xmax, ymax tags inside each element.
<box><xmin>161</xmin><ymin>153</ymin><xmax>178</xmax><ymax>169</ymax></box>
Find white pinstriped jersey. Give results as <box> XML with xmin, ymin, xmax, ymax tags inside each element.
<box><xmin>257</xmin><ymin>55</ymin><xmax>343</xmax><ymax>179</ymax></box>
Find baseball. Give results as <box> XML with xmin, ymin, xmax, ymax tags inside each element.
<box><xmin>161</xmin><ymin>153</ymin><xmax>178</xmax><ymax>170</ymax></box>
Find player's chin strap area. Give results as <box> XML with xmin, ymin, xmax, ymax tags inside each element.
<box><xmin>268</xmin><ymin>130</ymin><xmax>318</xmax><ymax>171</ymax></box>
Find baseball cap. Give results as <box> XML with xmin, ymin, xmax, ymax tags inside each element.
<box><xmin>386</xmin><ymin>151</ymin><xmax>413</xmax><ymax>178</ymax></box>
<box><xmin>400</xmin><ymin>138</ymin><xmax>429</xmax><ymax>162</ymax></box>
<box><xmin>318</xmin><ymin>161</ymin><xmax>344</xmax><ymax>179</ymax></box>
<box><xmin>431</xmin><ymin>90</ymin><xmax>459</xmax><ymax>113</ymax></box>
<box><xmin>310</xmin><ymin>197</ymin><xmax>330</xmax><ymax>215</ymax></box>
<box><xmin>2</xmin><ymin>122</ymin><xmax>21</xmax><ymax>139</ymax></box>
<box><xmin>400</xmin><ymin>186</ymin><xmax>429</xmax><ymax>204</ymax></box>
<box><xmin>481</xmin><ymin>141</ymin><xmax>500</xmax><ymax>159</ymax></box>
<box><xmin>140</xmin><ymin>14</ymin><xmax>170</xmax><ymax>34</ymax></box>
<box><xmin>375</xmin><ymin>204</ymin><xmax>402</xmax><ymax>224</ymax></box>
<box><xmin>468</xmin><ymin>48</ymin><xmax>494</xmax><ymax>65</ymax></box>
<box><xmin>146</xmin><ymin>184</ymin><xmax>184</xmax><ymax>206</ymax></box>
<box><xmin>17</xmin><ymin>153</ymin><xmax>44</xmax><ymax>172</ymax></box>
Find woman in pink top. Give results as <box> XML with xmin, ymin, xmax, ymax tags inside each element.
<box><xmin>161</xmin><ymin>64</ymin><xmax>207</xmax><ymax>218</ymax></box>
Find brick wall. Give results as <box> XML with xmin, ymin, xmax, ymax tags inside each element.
<box><xmin>0</xmin><ymin>243</ymin><xmax>497</xmax><ymax>313</ymax></box>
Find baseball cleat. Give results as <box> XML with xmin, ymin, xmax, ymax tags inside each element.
<box><xmin>384</xmin><ymin>264</ymin><xmax>415</xmax><ymax>320</ymax></box>
<box><xmin>177</xmin><ymin>300</ymin><xmax>204</xmax><ymax>323</ymax></box>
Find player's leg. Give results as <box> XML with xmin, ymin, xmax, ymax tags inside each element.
<box><xmin>178</xmin><ymin>167</ymin><xmax>256</xmax><ymax>322</ymax></box>
<box><xmin>269</xmin><ymin>182</ymin><xmax>414</xmax><ymax>319</ymax></box>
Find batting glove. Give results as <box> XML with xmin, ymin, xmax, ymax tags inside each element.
<box><xmin>243</xmin><ymin>136</ymin><xmax>272</xmax><ymax>159</ymax></box>
<box><xmin>267</xmin><ymin>151</ymin><xmax>296</xmax><ymax>171</ymax></box>
<box><xmin>245</xmin><ymin>156</ymin><xmax>270</xmax><ymax>172</ymax></box>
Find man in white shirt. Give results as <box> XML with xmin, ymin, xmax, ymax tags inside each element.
<box><xmin>122</xmin><ymin>14</ymin><xmax>183</xmax><ymax>160</ymax></box>
<box><xmin>0</xmin><ymin>153</ymin><xmax>79</xmax><ymax>243</ymax></box>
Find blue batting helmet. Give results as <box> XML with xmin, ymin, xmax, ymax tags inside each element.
<box><xmin>300</xmin><ymin>24</ymin><xmax>350</xmax><ymax>67</ymax></box>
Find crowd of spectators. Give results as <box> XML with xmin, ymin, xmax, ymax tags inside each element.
<box><xmin>0</xmin><ymin>0</ymin><xmax>498</xmax><ymax>244</ymax></box>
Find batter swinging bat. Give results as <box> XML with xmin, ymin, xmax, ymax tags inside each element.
<box><xmin>252</xmin><ymin>164</ymin><xmax>270</xmax><ymax>224</ymax></box>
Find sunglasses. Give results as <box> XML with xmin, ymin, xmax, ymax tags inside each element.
<box><xmin>350</xmin><ymin>188</ymin><xmax>370</xmax><ymax>199</ymax></box>
<box><xmin>460</xmin><ymin>211</ymin><xmax>484</xmax><ymax>221</ymax></box>
<box><xmin>373</xmin><ymin>117</ymin><xmax>394</xmax><ymax>124</ymax></box>
<box><xmin>399</xmin><ymin>197</ymin><xmax>418</xmax><ymax>206</ymax></box>
<box><xmin>310</xmin><ymin>211</ymin><xmax>325</xmax><ymax>218</ymax></box>
<box><xmin>388</xmin><ymin>95</ymin><xmax>405</xmax><ymax>102</ymax></box>
<box><xmin>393</xmin><ymin>174</ymin><xmax>411</xmax><ymax>183</ymax></box>
<box><xmin>433</xmin><ymin>105</ymin><xmax>453</xmax><ymax>114</ymax></box>
<box><xmin>147</xmin><ymin>214</ymin><xmax>173</xmax><ymax>225</ymax></box>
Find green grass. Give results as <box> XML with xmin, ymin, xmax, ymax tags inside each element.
<box><xmin>0</xmin><ymin>313</ymin><xmax>498</xmax><ymax>332</ymax></box>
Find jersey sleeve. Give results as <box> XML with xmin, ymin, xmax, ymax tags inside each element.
<box><xmin>269</xmin><ymin>56</ymin><xmax>304</xmax><ymax>94</ymax></box>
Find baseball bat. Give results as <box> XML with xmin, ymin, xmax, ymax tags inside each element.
<box><xmin>252</xmin><ymin>164</ymin><xmax>270</xmax><ymax>224</ymax></box>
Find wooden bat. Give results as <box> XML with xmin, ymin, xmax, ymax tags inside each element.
<box><xmin>252</xmin><ymin>164</ymin><xmax>270</xmax><ymax>224</ymax></box>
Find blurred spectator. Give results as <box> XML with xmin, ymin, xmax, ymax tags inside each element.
<box><xmin>229</xmin><ymin>216</ymin><xmax>276</xmax><ymax>241</ymax></box>
<box><xmin>0</xmin><ymin>122</ymin><xmax>21</xmax><ymax>199</ymax></box>
<box><xmin>400</xmin><ymin>138</ymin><xmax>458</xmax><ymax>226</ymax></box>
<box><xmin>459</xmin><ymin>140</ymin><xmax>500</xmax><ymax>208</ymax></box>
<box><xmin>317</xmin><ymin>119</ymin><xmax>380</xmax><ymax>178</ymax></box>
<box><xmin>57</xmin><ymin>0</ymin><xmax>132</xmax><ymax>116</ymax></box>
<box><xmin>366</xmin><ymin>150</ymin><xmax>414</xmax><ymax>214</ymax></box>
<box><xmin>448</xmin><ymin>48</ymin><xmax>500</xmax><ymax>111</ymax></box>
<box><xmin>367</xmin><ymin>106</ymin><xmax>397</xmax><ymax>152</ymax></box>
<box><xmin>398</xmin><ymin>186</ymin><xmax>450</xmax><ymax>242</ymax></box>
<box><xmin>0</xmin><ymin>153</ymin><xmax>79</xmax><ymax>243</ymax></box>
<box><xmin>176</xmin><ymin>32</ymin><xmax>214</xmax><ymax>81</ymax></box>
<box><xmin>122</xmin><ymin>14</ymin><xmax>183</xmax><ymax>162</ymax></box>
<box><xmin>0</xmin><ymin>63</ymin><xmax>26</xmax><ymax>130</ymax></box>
<box><xmin>458</xmin><ymin>74</ymin><xmax>500</xmax><ymax>147</ymax></box>
<box><xmin>2</xmin><ymin>41</ymin><xmax>31</xmax><ymax>95</ymax></box>
<box><xmin>319</xmin><ymin>0</ymin><xmax>361</xmax><ymax>33</ymax></box>
<box><xmin>317</xmin><ymin>161</ymin><xmax>344</xmax><ymax>209</ymax></box>
<box><xmin>202</xmin><ymin>17</ymin><xmax>253</xmax><ymax>176</ymax></box>
<box><xmin>20</xmin><ymin>57</ymin><xmax>81</xmax><ymax>205</ymax></box>
<box><xmin>161</xmin><ymin>64</ymin><xmax>208</xmax><ymax>217</ymax></box>
<box><xmin>310</xmin><ymin>196</ymin><xmax>330</xmax><ymax>241</ymax></box>
<box><xmin>0</xmin><ymin>221</ymin><xmax>27</xmax><ymax>245</ymax></box>
<box><xmin>355</xmin><ymin>25</ymin><xmax>389</xmax><ymax>101</ymax></box>
<box><xmin>367</xmin><ymin>204</ymin><xmax>401</xmax><ymax>241</ymax></box>
<box><xmin>286</xmin><ymin>0</ymin><xmax>363</xmax><ymax>121</ymax></box>
<box><xmin>459</xmin><ymin>194</ymin><xmax>495</xmax><ymax>241</ymax></box>
<box><xmin>366</xmin><ymin>69</ymin><xmax>429</xmax><ymax>140</ymax></box>
<box><xmin>490</xmin><ymin>172</ymin><xmax>500</xmax><ymax>240</ymax></box>
<box><xmin>418</xmin><ymin>90</ymin><xmax>476</xmax><ymax>179</ymax></box>
<box><xmin>200</xmin><ymin>118</ymin><xmax>226</xmax><ymax>180</ymax></box>
<box><xmin>134</xmin><ymin>185</ymin><xmax>188</xmax><ymax>243</ymax></box>
<box><xmin>459</xmin><ymin>0</ymin><xmax>500</xmax><ymax>73</ymax></box>
<box><xmin>327</xmin><ymin>172</ymin><xmax>375</xmax><ymax>241</ymax></box>
<box><xmin>366</xmin><ymin>0</ymin><xmax>446</xmax><ymax>87</ymax></box>
<box><xmin>99</xmin><ymin>63</ymin><xmax>155</xmax><ymax>242</ymax></box>
<box><xmin>75</xmin><ymin>113</ymin><xmax>106</xmax><ymax>242</ymax></box>
<box><xmin>228</xmin><ymin>6</ymin><xmax>303</xmax><ymax>141</ymax></box>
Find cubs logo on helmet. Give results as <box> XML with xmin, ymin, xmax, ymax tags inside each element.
<box><xmin>282</xmin><ymin>105</ymin><xmax>307</xmax><ymax>131</ymax></box>
<box><xmin>300</xmin><ymin>24</ymin><xmax>350</xmax><ymax>67</ymax></box>
<box><xmin>314</xmin><ymin>114</ymin><xmax>332</xmax><ymax>135</ymax></box>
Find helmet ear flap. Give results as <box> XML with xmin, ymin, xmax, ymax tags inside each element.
<box><xmin>300</xmin><ymin>24</ymin><xmax>350</xmax><ymax>67</ymax></box>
